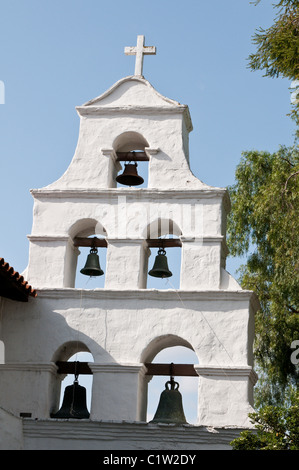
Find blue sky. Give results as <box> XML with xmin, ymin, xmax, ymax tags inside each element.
<box><xmin>0</xmin><ymin>1</ymin><xmax>296</xmax><ymax>421</ymax></box>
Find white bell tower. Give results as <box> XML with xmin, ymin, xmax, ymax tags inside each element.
<box><xmin>0</xmin><ymin>36</ymin><xmax>259</xmax><ymax>450</ymax></box>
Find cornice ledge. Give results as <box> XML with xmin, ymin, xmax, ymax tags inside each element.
<box><xmin>0</xmin><ymin>362</ymin><xmax>58</xmax><ymax>374</ymax></box>
<box><xmin>30</xmin><ymin>188</ymin><xmax>228</xmax><ymax>199</ymax></box>
<box><xmin>27</xmin><ymin>235</ymin><xmax>70</xmax><ymax>243</ymax></box>
<box><xmin>194</xmin><ymin>365</ymin><xmax>258</xmax><ymax>385</ymax></box>
<box><xmin>35</xmin><ymin>288</ymin><xmax>257</xmax><ymax>303</ymax></box>
<box><xmin>76</xmin><ymin>104</ymin><xmax>189</xmax><ymax>115</ymax></box>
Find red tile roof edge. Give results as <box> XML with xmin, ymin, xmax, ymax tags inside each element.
<box><xmin>0</xmin><ymin>258</ymin><xmax>37</xmax><ymax>298</ymax></box>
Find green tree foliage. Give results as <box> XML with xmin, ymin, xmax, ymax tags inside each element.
<box><xmin>249</xmin><ymin>0</ymin><xmax>299</xmax><ymax>133</ymax></box>
<box><xmin>227</xmin><ymin>146</ymin><xmax>299</xmax><ymax>402</ymax></box>
<box><xmin>226</xmin><ymin>3</ymin><xmax>299</xmax><ymax>448</ymax></box>
<box><xmin>249</xmin><ymin>1</ymin><xmax>299</xmax><ymax>80</ymax></box>
<box><xmin>230</xmin><ymin>391</ymin><xmax>299</xmax><ymax>450</ymax></box>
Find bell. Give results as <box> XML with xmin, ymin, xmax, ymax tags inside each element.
<box><xmin>148</xmin><ymin>248</ymin><xmax>172</xmax><ymax>278</ymax></box>
<box><xmin>51</xmin><ymin>377</ymin><xmax>90</xmax><ymax>419</ymax></box>
<box><xmin>80</xmin><ymin>246</ymin><xmax>104</xmax><ymax>277</ymax></box>
<box><xmin>150</xmin><ymin>377</ymin><xmax>187</xmax><ymax>424</ymax></box>
<box><xmin>116</xmin><ymin>163</ymin><xmax>144</xmax><ymax>186</ymax></box>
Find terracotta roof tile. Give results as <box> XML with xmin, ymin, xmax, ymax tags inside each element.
<box><xmin>0</xmin><ymin>258</ymin><xmax>37</xmax><ymax>302</ymax></box>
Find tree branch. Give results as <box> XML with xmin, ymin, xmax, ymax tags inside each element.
<box><xmin>284</xmin><ymin>170</ymin><xmax>299</xmax><ymax>191</ymax></box>
<box><xmin>281</xmin><ymin>156</ymin><xmax>295</xmax><ymax>166</ymax></box>
<box><xmin>287</xmin><ymin>305</ymin><xmax>299</xmax><ymax>314</ymax></box>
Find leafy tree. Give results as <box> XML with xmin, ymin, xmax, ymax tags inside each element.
<box><xmin>249</xmin><ymin>0</ymin><xmax>299</xmax><ymax>134</ymax></box>
<box><xmin>227</xmin><ymin>146</ymin><xmax>299</xmax><ymax>402</ymax></box>
<box><xmin>227</xmin><ymin>0</ymin><xmax>299</xmax><ymax>407</ymax></box>
<box><xmin>249</xmin><ymin>0</ymin><xmax>299</xmax><ymax>80</ymax></box>
<box><xmin>230</xmin><ymin>391</ymin><xmax>299</xmax><ymax>450</ymax></box>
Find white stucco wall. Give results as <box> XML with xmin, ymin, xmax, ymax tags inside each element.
<box><xmin>0</xmin><ymin>407</ymin><xmax>23</xmax><ymax>450</ymax></box>
<box><xmin>26</xmin><ymin>190</ymin><xmax>229</xmax><ymax>290</ymax></box>
<box><xmin>0</xmin><ymin>289</ymin><xmax>258</xmax><ymax>428</ymax></box>
<box><xmin>22</xmin><ymin>420</ymin><xmax>244</xmax><ymax>450</ymax></box>
<box><xmin>0</xmin><ymin>74</ymin><xmax>259</xmax><ymax>449</ymax></box>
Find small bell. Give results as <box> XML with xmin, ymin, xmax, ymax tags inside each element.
<box><xmin>150</xmin><ymin>372</ymin><xmax>187</xmax><ymax>424</ymax></box>
<box><xmin>148</xmin><ymin>248</ymin><xmax>172</xmax><ymax>278</ymax></box>
<box><xmin>51</xmin><ymin>374</ymin><xmax>90</xmax><ymax>419</ymax></box>
<box><xmin>80</xmin><ymin>242</ymin><xmax>104</xmax><ymax>277</ymax></box>
<box><xmin>116</xmin><ymin>162</ymin><xmax>144</xmax><ymax>186</ymax></box>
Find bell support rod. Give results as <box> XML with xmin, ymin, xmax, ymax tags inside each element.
<box><xmin>145</xmin><ymin>363</ymin><xmax>198</xmax><ymax>377</ymax></box>
<box><xmin>74</xmin><ymin>237</ymin><xmax>108</xmax><ymax>248</ymax></box>
<box><xmin>146</xmin><ymin>239</ymin><xmax>182</xmax><ymax>248</ymax></box>
<box><xmin>56</xmin><ymin>362</ymin><xmax>197</xmax><ymax>377</ymax></box>
<box><xmin>116</xmin><ymin>151</ymin><xmax>149</xmax><ymax>162</ymax></box>
<box><xmin>74</xmin><ymin>238</ymin><xmax>181</xmax><ymax>248</ymax></box>
<box><xmin>56</xmin><ymin>361</ymin><xmax>93</xmax><ymax>375</ymax></box>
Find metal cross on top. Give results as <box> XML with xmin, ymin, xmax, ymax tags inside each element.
<box><xmin>124</xmin><ymin>35</ymin><xmax>156</xmax><ymax>77</ymax></box>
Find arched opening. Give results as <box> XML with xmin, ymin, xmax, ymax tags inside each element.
<box><xmin>147</xmin><ymin>346</ymin><xmax>199</xmax><ymax>424</ymax></box>
<box><xmin>51</xmin><ymin>342</ymin><xmax>94</xmax><ymax>419</ymax></box>
<box><xmin>145</xmin><ymin>218</ymin><xmax>182</xmax><ymax>290</ymax></box>
<box><xmin>113</xmin><ymin>132</ymin><xmax>149</xmax><ymax>188</ymax></box>
<box><xmin>58</xmin><ymin>352</ymin><xmax>94</xmax><ymax>412</ymax></box>
<box><xmin>68</xmin><ymin>219</ymin><xmax>108</xmax><ymax>289</ymax></box>
<box><xmin>140</xmin><ymin>335</ymin><xmax>199</xmax><ymax>424</ymax></box>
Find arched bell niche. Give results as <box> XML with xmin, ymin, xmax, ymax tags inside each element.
<box><xmin>50</xmin><ymin>341</ymin><xmax>94</xmax><ymax>419</ymax></box>
<box><xmin>113</xmin><ymin>131</ymin><xmax>149</xmax><ymax>188</ymax></box>
<box><xmin>67</xmin><ymin>218</ymin><xmax>108</xmax><ymax>289</ymax></box>
<box><xmin>140</xmin><ymin>335</ymin><xmax>199</xmax><ymax>424</ymax></box>
<box><xmin>145</xmin><ymin>218</ymin><xmax>182</xmax><ymax>290</ymax></box>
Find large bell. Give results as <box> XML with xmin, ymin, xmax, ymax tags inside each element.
<box><xmin>150</xmin><ymin>377</ymin><xmax>187</xmax><ymax>424</ymax></box>
<box><xmin>148</xmin><ymin>248</ymin><xmax>172</xmax><ymax>278</ymax></box>
<box><xmin>51</xmin><ymin>377</ymin><xmax>90</xmax><ymax>419</ymax></box>
<box><xmin>116</xmin><ymin>162</ymin><xmax>144</xmax><ymax>186</ymax></box>
<box><xmin>80</xmin><ymin>246</ymin><xmax>104</xmax><ymax>277</ymax></box>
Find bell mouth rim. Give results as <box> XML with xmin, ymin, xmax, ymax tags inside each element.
<box><xmin>115</xmin><ymin>177</ymin><xmax>144</xmax><ymax>186</ymax></box>
<box><xmin>149</xmin><ymin>419</ymin><xmax>188</xmax><ymax>424</ymax></box>
<box><xmin>148</xmin><ymin>270</ymin><xmax>173</xmax><ymax>278</ymax></box>
<box><xmin>80</xmin><ymin>269</ymin><xmax>104</xmax><ymax>276</ymax></box>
